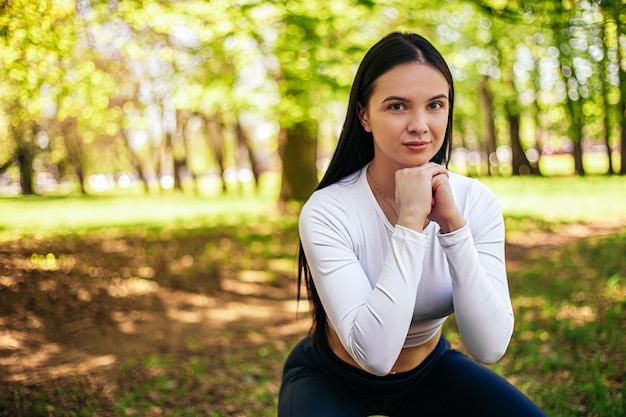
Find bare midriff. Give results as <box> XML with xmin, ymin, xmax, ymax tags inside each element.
<box><xmin>328</xmin><ymin>327</ymin><xmax>442</xmax><ymax>375</ymax></box>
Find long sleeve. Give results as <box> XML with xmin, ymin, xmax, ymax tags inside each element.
<box><xmin>300</xmin><ymin>199</ymin><xmax>429</xmax><ymax>376</ymax></box>
<box><xmin>298</xmin><ymin>170</ymin><xmax>514</xmax><ymax>375</ymax></box>
<box><xmin>438</xmin><ymin>182</ymin><xmax>514</xmax><ymax>363</ymax></box>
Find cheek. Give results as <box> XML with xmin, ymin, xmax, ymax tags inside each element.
<box><xmin>434</xmin><ymin>116</ymin><xmax>449</xmax><ymax>136</ymax></box>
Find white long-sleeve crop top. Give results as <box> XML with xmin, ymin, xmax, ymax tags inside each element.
<box><xmin>299</xmin><ymin>164</ymin><xmax>514</xmax><ymax>376</ymax></box>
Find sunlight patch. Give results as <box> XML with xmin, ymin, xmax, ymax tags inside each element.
<box><xmin>603</xmin><ymin>274</ymin><xmax>625</xmax><ymax>302</ymax></box>
<box><xmin>267</xmin><ymin>258</ymin><xmax>295</xmax><ymax>274</ymax></box>
<box><xmin>0</xmin><ymin>333</ymin><xmax>22</xmax><ymax>350</ymax></box>
<box><xmin>46</xmin><ymin>354</ymin><xmax>117</xmax><ymax>379</ymax></box>
<box><xmin>166</xmin><ymin>308</ymin><xmax>202</xmax><ymax>324</ymax></box>
<box><xmin>101</xmin><ymin>239</ymin><xmax>130</xmax><ymax>253</ymax></box>
<box><xmin>512</xmin><ymin>295</ymin><xmax>547</xmax><ymax>310</ymax></box>
<box><xmin>0</xmin><ymin>275</ymin><xmax>17</xmax><ymax>288</ymax></box>
<box><xmin>555</xmin><ymin>304</ymin><xmax>596</xmax><ymax>327</ymax></box>
<box><xmin>221</xmin><ymin>277</ymin><xmax>284</xmax><ymax>298</ymax></box>
<box><xmin>107</xmin><ymin>277</ymin><xmax>159</xmax><ymax>297</ymax></box>
<box><xmin>238</xmin><ymin>269</ymin><xmax>273</xmax><ymax>283</ymax></box>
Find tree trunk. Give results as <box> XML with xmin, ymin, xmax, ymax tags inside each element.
<box><xmin>278</xmin><ymin>122</ymin><xmax>318</xmax><ymax>202</ymax></box>
<box><xmin>619</xmin><ymin>79</ymin><xmax>626</xmax><ymax>175</ymax></box>
<box><xmin>599</xmin><ymin>0</ymin><xmax>625</xmax><ymax>175</ymax></box>
<box><xmin>204</xmin><ymin>115</ymin><xmax>227</xmax><ymax>192</ymax></box>
<box><xmin>552</xmin><ymin>17</ymin><xmax>584</xmax><ymax>176</ymax></box>
<box><xmin>479</xmin><ymin>76</ymin><xmax>497</xmax><ymax>176</ymax></box>
<box><xmin>600</xmin><ymin>15</ymin><xmax>615</xmax><ymax>175</ymax></box>
<box><xmin>235</xmin><ymin>121</ymin><xmax>260</xmax><ymax>190</ymax></box>
<box><xmin>530</xmin><ymin>103</ymin><xmax>544</xmax><ymax>176</ymax></box>
<box><xmin>509</xmin><ymin>111</ymin><xmax>539</xmax><ymax>175</ymax></box>
<box><xmin>573</xmin><ymin>140</ymin><xmax>584</xmax><ymax>175</ymax></box>
<box><xmin>12</xmin><ymin>121</ymin><xmax>36</xmax><ymax>195</ymax></box>
<box><xmin>61</xmin><ymin>117</ymin><xmax>87</xmax><ymax>193</ymax></box>
<box><xmin>164</xmin><ymin>129</ymin><xmax>187</xmax><ymax>192</ymax></box>
<box><xmin>172</xmin><ymin>141</ymin><xmax>185</xmax><ymax>191</ymax></box>
<box><xmin>130</xmin><ymin>157</ymin><xmax>150</xmax><ymax>193</ymax></box>
<box><xmin>166</xmin><ymin>109</ymin><xmax>196</xmax><ymax>193</ymax></box>
<box><xmin>566</xmin><ymin>98</ymin><xmax>585</xmax><ymax>176</ymax></box>
<box><xmin>619</xmin><ymin>20</ymin><xmax>626</xmax><ymax>175</ymax></box>
<box><xmin>177</xmin><ymin>110</ymin><xmax>199</xmax><ymax>194</ymax></box>
<box><xmin>601</xmin><ymin>99</ymin><xmax>614</xmax><ymax>175</ymax></box>
<box><xmin>16</xmin><ymin>143</ymin><xmax>34</xmax><ymax>195</ymax></box>
<box><xmin>0</xmin><ymin>158</ymin><xmax>13</xmax><ymax>174</ymax></box>
<box><xmin>119</xmin><ymin>130</ymin><xmax>150</xmax><ymax>193</ymax></box>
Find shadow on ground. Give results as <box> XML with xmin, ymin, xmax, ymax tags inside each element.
<box><xmin>0</xmin><ymin>221</ymin><xmax>623</xmax><ymax>416</ymax></box>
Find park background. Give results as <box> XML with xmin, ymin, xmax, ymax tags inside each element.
<box><xmin>0</xmin><ymin>0</ymin><xmax>625</xmax><ymax>416</ymax></box>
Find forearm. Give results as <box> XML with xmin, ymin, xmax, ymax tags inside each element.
<box><xmin>299</xmin><ymin>202</ymin><xmax>426</xmax><ymax>374</ymax></box>
<box><xmin>438</xmin><ymin>224</ymin><xmax>514</xmax><ymax>363</ymax></box>
<box><xmin>335</xmin><ymin>226</ymin><xmax>429</xmax><ymax>375</ymax></box>
<box><xmin>436</xmin><ymin>213</ymin><xmax>467</xmax><ymax>234</ymax></box>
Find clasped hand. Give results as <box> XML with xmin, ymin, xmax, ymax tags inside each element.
<box><xmin>394</xmin><ymin>163</ymin><xmax>466</xmax><ymax>234</ymax></box>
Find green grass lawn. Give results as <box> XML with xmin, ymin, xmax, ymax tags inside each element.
<box><xmin>0</xmin><ymin>175</ymin><xmax>625</xmax><ymax>416</ymax></box>
<box><xmin>498</xmin><ymin>231</ymin><xmax>626</xmax><ymax>417</ymax></box>
<box><xmin>481</xmin><ymin>175</ymin><xmax>626</xmax><ymax>224</ymax></box>
<box><xmin>1</xmin><ymin>174</ymin><xmax>624</xmax><ymax>240</ymax></box>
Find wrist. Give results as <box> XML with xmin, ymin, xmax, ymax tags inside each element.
<box><xmin>437</xmin><ymin>215</ymin><xmax>466</xmax><ymax>234</ymax></box>
<box><xmin>397</xmin><ymin>210</ymin><xmax>429</xmax><ymax>233</ymax></box>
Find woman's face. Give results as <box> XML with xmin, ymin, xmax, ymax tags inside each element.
<box><xmin>359</xmin><ymin>61</ymin><xmax>450</xmax><ymax>171</ymax></box>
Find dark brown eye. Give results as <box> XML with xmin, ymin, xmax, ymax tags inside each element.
<box><xmin>389</xmin><ymin>103</ymin><xmax>406</xmax><ymax>111</ymax></box>
<box><xmin>429</xmin><ymin>101</ymin><xmax>444</xmax><ymax>110</ymax></box>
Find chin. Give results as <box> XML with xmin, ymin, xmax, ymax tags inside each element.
<box><xmin>404</xmin><ymin>158</ymin><xmax>434</xmax><ymax>168</ymax></box>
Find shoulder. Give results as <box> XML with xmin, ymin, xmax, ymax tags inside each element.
<box><xmin>448</xmin><ymin>172</ymin><xmax>504</xmax><ymax>236</ymax></box>
<box><xmin>299</xmin><ymin>169</ymin><xmax>367</xmax><ymax>245</ymax></box>
<box><xmin>448</xmin><ymin>171</ymin><xmax>489</xmax><ymax>191</ymax></box>
<box><xmin>448</xmin><ymin>171</ymin><xmax>502</xmax><ymax>223</ymax></box>
<box><xmin>448</xmin><ymin>172</ymin><xmax>499</xmax><ymax>205</ymax></box>
<box><xmin>301</xmin><ymin>169</ymin><xmax>364</xmax><ymax>217</ymax></box>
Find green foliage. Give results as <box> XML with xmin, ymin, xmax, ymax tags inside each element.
<box><xmin>0</xmin><ymin>0</ymin><xmax>77</xmax><ymax>115</ymax></box>
<box><xmin>1</xmin><ymin>0</ymin><xmax>624</xmax><ymax>199</ymax></box>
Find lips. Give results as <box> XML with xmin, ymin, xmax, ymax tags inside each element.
<box><xmin>403</xmin><ymin>141</ymin><xmax>430</xmax><ymax>151</ymax></box>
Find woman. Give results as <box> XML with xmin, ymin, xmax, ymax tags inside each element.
<box><xmin>278</xmin><ymin>32</ymin><xmax>546</xmax><ymax>417</ymax></box>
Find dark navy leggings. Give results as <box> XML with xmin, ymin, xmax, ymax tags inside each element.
<box><xmin>278</xmin><ymin>336</ymin><xmax>547</xmax><ymax>417</ymax></box>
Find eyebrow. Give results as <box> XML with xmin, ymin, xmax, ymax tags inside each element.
<box><xmin>381</xmin><ymin>93</ymin><xmax>449</xmax><ymax>104</ymax></box>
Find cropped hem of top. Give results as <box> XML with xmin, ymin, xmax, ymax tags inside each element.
<box><xmin>299</xmin><ymin>164</ymin><xmax>514</xmax><ymax>376</ymax></box>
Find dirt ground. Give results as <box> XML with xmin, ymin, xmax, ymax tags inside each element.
<box><xmin>0</xmin><ymin>220</ymin><xmax>623</xmax><ymax>414</ymax></box>
<box><xmin>0</xmin><ymin>228</ymin><xmax>301</xmax><ymax>367</ymax></box>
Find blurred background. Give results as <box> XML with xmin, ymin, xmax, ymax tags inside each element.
<box><xmin>1</xmin><ymin>1</ymin><xmax>626</xmax><ymax>417</ymax></box>
<box><xmin>1</xmin><ymin>0</ymin><xmax>624</xmax><ymax>201</ymax></box>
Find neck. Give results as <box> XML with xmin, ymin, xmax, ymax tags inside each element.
<box><xmin>366</xmin><ymin>165</ymin><xmax>399</xmax><ymax>219</ymax></box>
<box><xmin>367</xmin><ymin>162</ymin><xmax>395</xmax><ymax>197</ymax></box>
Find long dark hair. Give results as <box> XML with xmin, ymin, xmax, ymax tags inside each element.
<box><xmin>298</xmin><ymin>32</ymin><xmax>455</xmax><ymax>349</ymax></box>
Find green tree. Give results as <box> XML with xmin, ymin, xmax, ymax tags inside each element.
<box><xmin>600</xmin><ymin>0</ymin><xmax>626</xmax><ymax>175</ymax></box>
<box><xmin>251</xmin><ymin>0</ymin><xmax>385</xmax><ymax>202</ymax></box>
<box><xmin>0</xmin><ymin>0</ymin><xmax>78</xmax><ymax>194</ymax></box>
<box><xmin>473</xmin><ymin>0</ymin><xmax>625</xmax><ymax>176</ymax></box>
<box><xmin>117</xmin><ymin>0</ymin><xmax>271</xmax><ymax>194</ymax></box>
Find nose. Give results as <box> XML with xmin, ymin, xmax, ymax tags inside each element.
<box><xmin>407</xmin><ymin>110</ymin><xmax>428</xmax><ymax>135</ymax></box>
